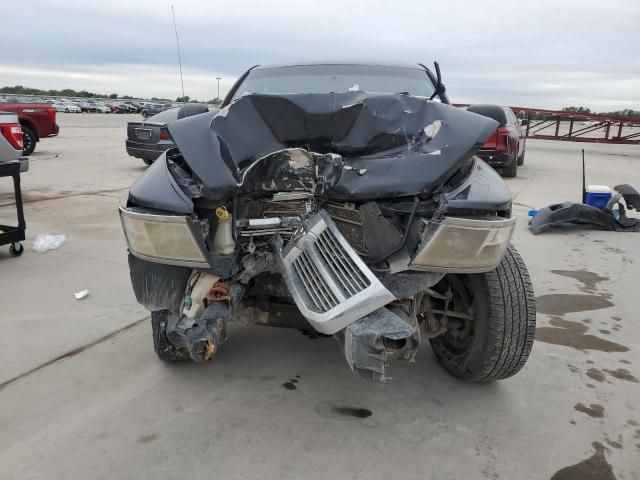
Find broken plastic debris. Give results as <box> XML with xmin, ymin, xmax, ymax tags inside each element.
<box><xmin>74</xmin><ymin>289</ymin><xmax>90</xmax><ymax>300</ymax></box>
<box><xmin>32</xmin><ymin>234</ymin><xmax>66</xmax><ymax>253</ymax></box>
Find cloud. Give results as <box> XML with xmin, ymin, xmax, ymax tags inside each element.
<box><xmin>2</xmin><ymin>0</ymin><xmax>639</xmax><ymax>110</ymax></box>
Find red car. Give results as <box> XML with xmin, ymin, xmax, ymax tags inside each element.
<box><xmin>0</xmin><ymin>101</ymin><xmax>59</xmax><ymax>155</ymax></box>
<box><xmin>467</xmin><ymin>105</ymin><xmax>525</xmax><ymax>177</ymax></box>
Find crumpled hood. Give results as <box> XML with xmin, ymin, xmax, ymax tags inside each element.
<box><xmin>167</xmin><ymin>92</ymin><xmax>499</xmax><ymax>200</ymax></box>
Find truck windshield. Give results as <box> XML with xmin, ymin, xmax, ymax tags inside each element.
<box><xmin>230</xmin><ymin>64</ymin><xmax>435</xmax><ymax>101</ymax></box>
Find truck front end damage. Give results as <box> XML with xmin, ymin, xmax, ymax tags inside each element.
<box><xmin>120</xmin><ymin>90</ymin><xmax>535</xmax><ymax>382</ymax></box>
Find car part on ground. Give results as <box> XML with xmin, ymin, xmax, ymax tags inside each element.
<box><xmin>120</xmin><ymin>62</ymin><xmax>535</xmax><ymax>383</ymax></box>
<box><xmin>529</xmin><ymin>184</ymin><xmax>640</xmax><ymax>234</ymax></box>
<box><xmin>467</xmin><ymin>104</ymin><xmax>525</xmax><ymax>177</ymax></box>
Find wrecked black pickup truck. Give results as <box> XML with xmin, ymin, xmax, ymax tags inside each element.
<box><xmin>120</xmin><ymin>62</ymin><xmax>536</xmax><ymax>382</ymax></box>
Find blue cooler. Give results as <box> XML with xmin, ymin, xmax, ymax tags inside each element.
<box><xmin>585</xmin><ymin>185</ymin><xmax>612</xmax><ymax>209</ymax></box>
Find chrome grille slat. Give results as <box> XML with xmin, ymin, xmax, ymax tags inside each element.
<box><xmin>293</xmin><ymin>252</ymin><xmax>338</xmax><ymax>311</ymax></box>
<box><xmin>314</xmin><ymin>234</ymin><xmax>361</xmax><ymax>296</ymax></box>
<box><xmin>300</xmin><ymin>251</ymin><xmax>339</xmax><ymax>308</ymax></box>
<box><xmin>319</xmin><ymin>230</ymin><xmax>369</xmax><ymax>290</ymax></box>
<box><xmin>292</xmin><ymin>261</ymin><xmax>323</xmax><ymax>310</ymax></box>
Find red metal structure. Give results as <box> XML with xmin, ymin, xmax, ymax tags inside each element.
<box><xmin>456</xmin><ymin>104</ymin><xmax>640</xmax><ymax>144</ymax></box>
<box><xmin>509</xmin><ymin>107</ymin><xmax>639</xmax><ymax>144</ymax></box>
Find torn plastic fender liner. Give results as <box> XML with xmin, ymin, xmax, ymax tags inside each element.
<box><xmin>128</xmin><ymin>254</ymin><xmax>191</xmax><ymax>313</ymax></box>
<box><xmin>529</xmin><ymin>201</ymin><xmax>640</xmax><ymax>234</ymax></box>
<box><xmin>167</xmin><ymin>92</ymin><xmax>499</xmax><ymax>201</ymax></box>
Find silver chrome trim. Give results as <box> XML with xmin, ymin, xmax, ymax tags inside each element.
<box><xmin>278</xmin><ymin>210</ymin><xmax>395</xmax><ymax>334</ymax></box>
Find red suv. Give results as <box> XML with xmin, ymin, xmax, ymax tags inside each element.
<box><xmin>467</xmin><ymin>105</ymin><xmax>525</xmax><ymax>177</ymax></box>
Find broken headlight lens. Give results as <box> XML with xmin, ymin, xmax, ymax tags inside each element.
<box><xmin>411</xmin><ymin>216</ymin><xmax>516</xmax><ymax>273</ymax></box>
<box><xmin>119</xmin><ymin>206</ymin><xmax>207</xmax><ymax>266</ymax></box>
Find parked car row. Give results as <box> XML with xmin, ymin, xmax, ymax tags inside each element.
<box><xmin>0</xmin><ymin>97</ymin><xmax>179</xmax><ymax>115</ymax></box>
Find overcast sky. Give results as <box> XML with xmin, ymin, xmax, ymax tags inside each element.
<box><xmin>2</xmin><ymin>0</ymin><xmax>639</xmax><ymax>111</ymax></box>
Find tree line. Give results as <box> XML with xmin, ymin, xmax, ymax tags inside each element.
<box><xmin>0</xmin><ymin>85</ymin><xmax>222</xmax><ymax>104</ymax></box>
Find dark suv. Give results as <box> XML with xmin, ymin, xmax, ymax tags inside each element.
<box><xmin>467</xmin><ymin>105</ymin><xmax>525</xmax><ymax>177</ymax></box>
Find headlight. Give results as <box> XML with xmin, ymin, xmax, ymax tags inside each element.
<box><xmin>119</xmin><ymin>206</ymin><xmax>208</xmax><ymax>267</ymax></box>
<box><xmin>411</xmin><ymin>216</ymin><xmax>516</xmax><ymax>273</ymax></box>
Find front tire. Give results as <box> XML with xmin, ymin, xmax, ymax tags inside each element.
<box><xmin>428</xmin><ymin>246</ymin><xmax>536</xmax><ymax>382</ymax></box>
<box><xmin>151</xmin><ymin>310</ymin><xmax>187</xmax><ymax>362</ymax></box>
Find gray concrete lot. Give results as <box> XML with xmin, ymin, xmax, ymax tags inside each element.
<box><xmin>0</xmin><ymin>113</ymin><xmax>639</xmax><ymax>480</ymax></box>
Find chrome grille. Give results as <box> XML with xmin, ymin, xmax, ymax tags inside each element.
<box><xmin>278</xmin><ymin>210</ymin><xmax>395</xmax><ymax>334</ymax></box>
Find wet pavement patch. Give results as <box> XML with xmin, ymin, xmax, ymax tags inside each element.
<box><xmin>603</xmin><ymin>368</ymin><xmax>638</xmax><ymax>383</ymax></box>
<box><xmin>586</xmin><ymin>367</ymin><xmax>638</xmax><ymax>383</ymax></box>
<box><xmin>536</xmin><ymin>294</ymin><xmax>613</xmax><ymax>316</ymax></box>
<box><xmin>550</xmin><ymin>442</ymin><xmax>615</xmax><ymax>480</ymax></box>
<box><xmin>574</xmin><ymin>403</ymin><xmax>605</xmax><ymax>418</ymax></box>
<box><xmin>282</xmin><ymin>382</ymin><xmax>297</xmax><ymax>390</ymax></box>
<box><xmin>535</xmin><ymin>317</ymin><xmax>629</xmax><ymax>352</ymax></box>
<box><xmin>604</xmin><ymin>436</ymin><xmax>623</xmax><ymax>449</ymax></box>
<box><xmin>551</xmin><ymin>269</ymin><xmax>608</xmax><ymax>293</ymax></box>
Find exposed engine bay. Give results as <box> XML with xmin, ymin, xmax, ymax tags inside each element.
<box><xmin>120</xmin><ymin>90</ymin><xmax>532</xmax><ymax>382</ymax></box>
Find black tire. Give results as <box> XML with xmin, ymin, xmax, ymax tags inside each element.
<box><xmin>151</xmin><ymin>310</ymin><xmax>187</xmax><ymax>362</ymax></box>
<box><xmin>21</xmin><ymin>125</ymin><xmax>36</xmax><ymax>156</ymax></box>
<box><xmin>9</xmin><ymin>242</ymin><xmax>24</xmax><ymax>257</ymax></box>
<box><xmin>429</xmin><ymin>246</ymin><xmax>536</xmax><ymax>382</ymax></box>
<box><xmin>64</xmin><ymin>108</ymin><xmax>69</xmax><ymax>113</ymax></box>
<box><xmin>517</xmin><ymin>147</ymin><xmax>525</xmax><ymax>166</ymax></box>
<box><xmin>502</xmin><ymin>156</ymin><xmax>518</xmax><ymax>177</ymax></box>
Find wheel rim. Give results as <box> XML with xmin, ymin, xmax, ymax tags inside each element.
<box><xmin>428</xmin><ymin>275</ymin><xmax>476</xmax><ymax>354</ymax></box>
<box><xmin>22</xmin><ymin>130</ymin><xmax>33</xmax><ymax>153</ymax></box>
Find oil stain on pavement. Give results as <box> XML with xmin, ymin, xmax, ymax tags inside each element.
<box><xmin>316</xmin><ymin>400</ymin><xmax>373</xmax><ymax>421</ymax></box>
<box><xmin>535</xmin><ymin>317</ymin><xmax>628</xmax><ymax>352</ymax></box>
<box><xmin>138</xmin><ymin>433</ymin><xmax>160</xmax><ymax>444</ymax></box>
<box><xmin>550</xmin><ymin>442</ymin><xmax>616</xmax><ymax>480</ymax></box>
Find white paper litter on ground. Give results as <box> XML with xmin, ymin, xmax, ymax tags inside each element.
<box><xmin>32</xmin><ymin>234</ymin><xmax>66</xmax><ymax>253</ymax></box>
<box><xmin>74</xmin><ymin>289</ymin><xmax>90</xmax><ymax>300</ymax></box>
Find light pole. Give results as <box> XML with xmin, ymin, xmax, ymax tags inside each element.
<box><xmin>216</xmin><ymin>77</ymin><xmax>222</xmax><ymax>100</ymax></box>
